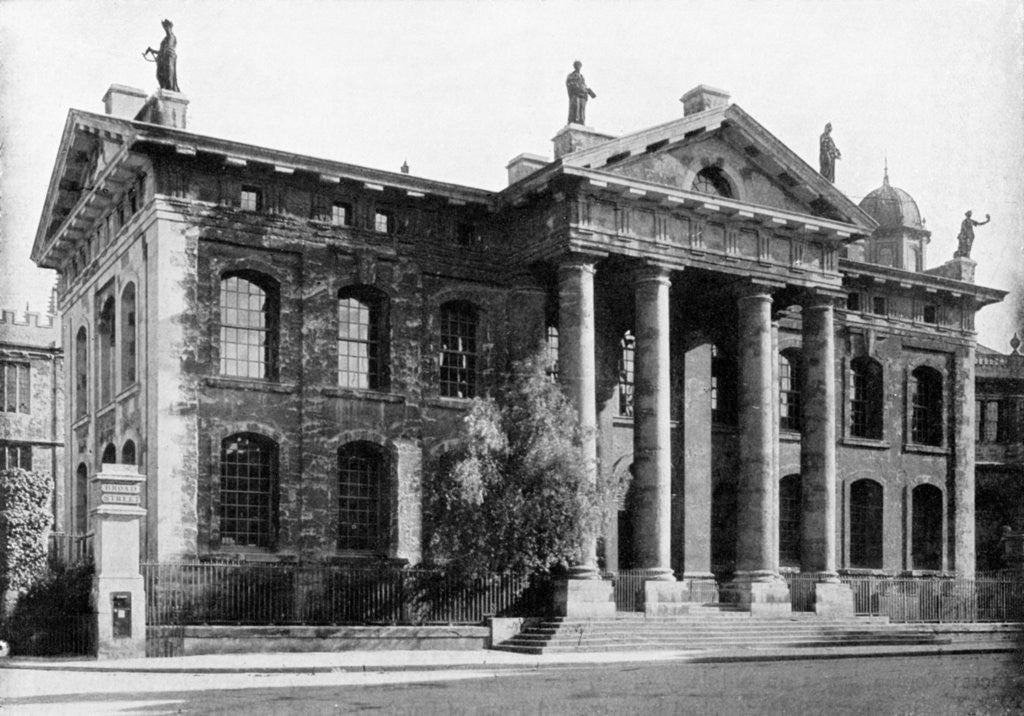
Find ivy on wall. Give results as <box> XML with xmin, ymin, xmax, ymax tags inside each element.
<box><xmin>0</xmin><ymin>468</ymin><xmax>53</xmax><ymax>593</ymax></box>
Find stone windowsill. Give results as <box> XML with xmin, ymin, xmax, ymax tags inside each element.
<box><xmin>205</xmin><ymin>549</ymin><xmax>300</xmax><ymax>563</ymax></box>
<box><xmin>903</xmin><ymin>442</ymin><xmax>949</xmax><ymax>456</ymax></box>
<box><xmin>425</xmin><ymin>395</ymin><xmax>476</xmax><ymax>410</ymax></box>
<box><xmin>95</xmin><ymin>401</ymin><xmax>117</xmax><ymax>419</ymax></box>
<box><xmin>72</xmin><ymin>414</ymin><xmax>91</xmax><ymax>429</ymax></box>
<box><xmin>779</xmin><ymin>429</ymin><xmax>801</xmax><ymax>442</ymax></box>
<box><xmin>611</xmin><ymin>416</ymin><xmax>680</xmax><ymax>429</ymax></box>
<box><xmin>204</xmin><ymin>376</ymin><xmax>299</xmax><ymax>393</ymax></box>
<box><xmin>837</xmin><ymin>568</ymin><xmax>888</xmax><ymax>577</ymax></box>
<box><xmin>841</xmin><ymin>436</ymin><xmax>891</xmax><ymax>450</ymax></box>
<box><xmin>320</xmin><ymin>386</ymin><xmax>404</xmax><ymax>404</ymax></box>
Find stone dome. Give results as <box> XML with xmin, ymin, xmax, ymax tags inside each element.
<box><xmin>858</xmin><ymin>171</ymin><xmax>924</xmax><ymax>231</ymax></box>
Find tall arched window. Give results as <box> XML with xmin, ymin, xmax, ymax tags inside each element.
<box><xmin>850</xmin><ymin>479</ymin><xmax>883</xmax><ymax>569</ymax></box>
<box><xmin>850</xmin><ymin>357</ymin><xmax>883</xmax><ymax>440</ymax></box>
<box><xmin>75</xmin><ymin>463</ymin><xmax>89</xmax><ymax>534</ymax></box>
<box><xmin>219</xmin><ymin>433</ymin><xmax>278</xmax><ymax>548</ymax></box>
<box><xmin>337</xmin><ymin>287</ymin><xmax>387</xmax><ymax>390</ymax></box>
<box><xmin>691</xmin><ymin>166</ymin><xmax>733</xmax><ymax>198</ymax></box>
<box><xmin>337</xmin><ymin>442</ymin><xmax>389</xmax><ymax>552</ymax></box>
<box><xmin>910</xmin><ymin>366</ymin><xmax>943</xmax><ymax>446</ymax></box>
<box><xmin>101</xmin><ymin>443</ymin><xmax>117</xmax><ymax>465</ymax></box>
<box><xmin>98</xmin><ymin>297</ymin><xmax>116</xmax><ymax>406</ymax></box>
<box><xmin>75</xmin><ymin>326</ymin><xmax>88</xmax><ymax>417</ymax></box>
<box><xmin>618</xmin><ymin>331</ymin><xmax>635</xmax><ymax>417</ymax></box>
<box><xmin>779</xmin><ymin>349</ymin><xmax>802</xmax><ymax>431</ymax></box>
<box><xmin>912</xmin><ymin>484</ymin><xmax>943</xmax><ymax>571</ymax></box>
<box><xmin>779</xmin><ymin>474</ymin><xmax>802</xmax><ymax>567</ymax></box>
<box><xmin>219</xmin><ymin>272</ymin><xmax>279</xmax><ymax>380</ymax></box>
<box><xmin>121</xmin><ymin>439</ymin><xmax>136</xmax><ymax>466</ymax></box>
<box><xmin>120</xmin><ymin>283</ymin><xmax>137</xmax><ymax>388</ymax></box>
<box><xmin>439</xmin><ymin>301</ymin><xmax>478</xmax><ymax>398</ymax></box>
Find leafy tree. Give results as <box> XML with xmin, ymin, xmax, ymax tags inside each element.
<box><xmin>427</xmin><ymin>354</ymin><xmax>627</xmax><ymax>577</ymax></box>
<box><xmin>0</xmin><ymin>468</ymin><xmax>53</xmax><ymax>595</ymax></box>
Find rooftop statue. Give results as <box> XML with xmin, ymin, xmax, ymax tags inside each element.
<box><xmin>143</xmin><ymin>19</ymin><xmax>180</xmax><ymax>92</ymax></box>
<box><xmin>954</xmin><ymin>210</ymin><xmax>990</xmax><ymax>259</ymax></box>
<box><xmin>566</xmin><ymin>61</ymin><xmax>596</xmax><ymax>126</ymax></box>
<box><xmin>819</xmin><ymin>122</ymin><xmax>841</xmax><ymax>182</ymax></box>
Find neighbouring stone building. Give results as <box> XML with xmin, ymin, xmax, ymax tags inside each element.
<box><xmin>0</xmin><ymin>299</ymin><xmax>64</xmax><ymax>523</ymax></box>
<box><xmin>30</xmin><ymin>81</ymin><xmax>1008</xmax><ymax>613</ymax></box>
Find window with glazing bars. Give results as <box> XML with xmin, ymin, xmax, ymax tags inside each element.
<box><xmin>337</xmin><ymin>292</ymin><xmax>382</xmax><ymax>389</ymax></box>
<box><xmin>439</xmin><ymin>303</ymin><xmax>477</xmax><ymax>398</ymax></box>
<box><xmin>910</xmin><ymin>366</ymin><xmax>943</xmax><ymax>446</ymax></box>
<box><xmin>337</xmin><ymin>442</ymin><xmax>387</xmax><ymax>551</ymax></box>
<box><xmin>219</xmin><ymin>434</ymin><xmax>276</xmax><ymax>548</ymax></box>
<box><xmin>618</xmin><ymin>331</ymin><xmax>635</xmax><ymax>417</ymax></box>
<box><xmin>1</xmin><ymin>362</ymin><xmax>30</xmax><ymax>413</ymax></box>
<box><xmin>850</xmin><ymin>357</ymin><xmax>883</xmax><ymax>439</ymax></box>
<box><xmin>545</xmin><ymin>325</ymin><xmax>559</xmax><ymax>382</ymax></box>
<box><xmin>0</xmin><ymin>443</ymin><xmax>31</xmax><ymax>471</ymax></box>
<box><xmin>779</xmin><ymin>350</ymin><xmax>801</xmax><ymax>431</ymax></box>
<box><xmin>779</xmin><ymin>474</ymin><xmax>801</xmax><ymax>567</ymax></box>
<box><xmin>977</xmin><ymin>399</ymin><xmax>1000</xmax><ymax>443</ymax></box>
<box><xmin>219</xmin><ymin>274</ymin><xmax>277</xmax><ymax>379</ymax></box>
<box><xmin>374</xmin><ymin>210</ymin><xmax>391</xmax><ymax>233</ymax></box>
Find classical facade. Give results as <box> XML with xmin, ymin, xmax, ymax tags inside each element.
<box><xmin>31</xmin><ymin>82</ymin><xmax>1006</xmax><ymax>612</ymax></box>
<box><xmin>0</xmin><ymin>299</ymin><xmax>64</xmax><ymax>523</ymax></box>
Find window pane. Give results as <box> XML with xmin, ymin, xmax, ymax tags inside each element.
<box><xmin>220</xmin><ymin>276</ymin><xmax>273</xmax><ymax>379</ymax></box>
<box><xmin>338</xmin><ymin>443</ymin><xmax>387</xmax><ymax>550</ymax></box>
<box><xmin>440</xmin><ymin>303</ymin><xmax>477</xmax><ymax>398</ymax></box>
<box><xmin>219</xmin><ymin>434</ymin><xmax>275</xmax><ymax>548</ymax></box>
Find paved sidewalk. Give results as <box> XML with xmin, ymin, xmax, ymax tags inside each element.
<box><xmin>0</xmin><ymin>641</ymin><xmax>1017</xmax><ymax>674</ymax></box>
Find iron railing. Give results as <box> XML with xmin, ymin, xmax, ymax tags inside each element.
<box><xmin>602</xmin><ymin>570</ymin><xmax>720</xmax><ymax>612</ymax></box>
<box><xmin>783</xmin><ymin>572</ymin><xmax>818</xmax><ymax>612</ymax></box>
<box><xmin>142</xmin><ymin>561</ymin><xmax>549</xmax><ymax>626</ymax></box>
<box><xmin>47</xmin><ymin>532</ymin><xmax>93</xmax><ymax>564</ymax></box>
<box><xmin>0</xmin><ymin>614</ymin><xmax>95</xmax><ymax>656</ymax></box>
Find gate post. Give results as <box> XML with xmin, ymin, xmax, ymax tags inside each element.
<box><xmin>90</xmin><ymin>463</ymin><xmax>147</xmax><ymax>659</ymax></box>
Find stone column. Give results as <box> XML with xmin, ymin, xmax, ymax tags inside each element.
<box><xmin>681</xmin><ymin>340</ymin><xmax>714</xmax><ymax>580</ymax></box>
<box><xmin>953</xmin><ymin>344</ymin><xmax>976</xmax><ymax>577</ymax></box>
<box><xmin>631</xmin><ymin>265</ymin><xmax>674</xmax><ymax>580</ymax></box>
<box><xmin>729</xmin><ymin>284</ymin><xmax>790</xmax><ymax>614</ymax></box>
<box><xmin>553</xmin><ymin>255</ymin><xmax>614</xmax><ymax>616</ymax></box>
<box><xmin>90</xmin><ymin>463</ymin><xmax>147</xmax><ymax>659</ymax></box>
<box><xmin>800</xmin><ymin>296</ymin><xmax>853</xmax><ymax>616</ymax></box>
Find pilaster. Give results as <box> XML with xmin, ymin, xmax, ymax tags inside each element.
<box><xmin>953</xmin><ymin>344</ymin><xmax>977</xmax><ymax>577</ymax></box>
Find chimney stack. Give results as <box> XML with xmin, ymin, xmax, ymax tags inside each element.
<box><xmin>102</xmin><ymin>85</ymin><xmax>148</xmax><ymax>119</ymax></box>
<box><xmin>680</xmin><ymin>85</ymin><xmax>730</xmax><ymax>116</ymax></box>
<box><xmin>505</xmin><ymin>153</ymin><xmax>549</xmax><ymax>185</ymax></box>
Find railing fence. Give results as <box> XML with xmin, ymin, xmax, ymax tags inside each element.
<box><xmin>47</xmin><ymin>532</ymin><xmax>94</xmax><ymax>565</ymax></box>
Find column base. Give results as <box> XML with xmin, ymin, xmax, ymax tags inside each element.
<box><xmin>721</xmin><ymin>572</ymin><xmax>792</xmax><ymax>616</ymax></box>
<box><xmin>813</xmin><ymin>581</ymin><xmax>855</xmax><ymax>618</ymax></box>
<box><xmin>552</xmin><ymin>578</ymin><xmax>616</xmax><ymax>618</ymax></box>
<box><xmin>643</xmin><ymin>576</ymin><xmax>720</xmax><ymax>616</ymax></box>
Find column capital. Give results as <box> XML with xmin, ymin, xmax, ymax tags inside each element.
<box><xmin>632</xmin><ymin>262</ymin><xmax>673</xmax><ymax>286</ymax></box>
<box><xmin>732</xmin><ymin>280</ymin><xmax>780</xmax><ymax>303</ymax></box>
<box><xmin>800</xmin><ymin>288</ymin><xmax>846</xmax><ymax>310</ymax></box>
<box><xmin>557</xmin><ymin>251</ymin><xmax>604</xmax><ymax>275</ymax></box>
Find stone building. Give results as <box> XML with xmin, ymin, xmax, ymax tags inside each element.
<box><xmin>30</xmin><ymin>82</ymin><xmax>1005</xmax><ymax>613</ymax></box>
<box><xmin>0</xmin><ymin>299</ymin><xmax>64</xmax><ymax>523</ymax></box>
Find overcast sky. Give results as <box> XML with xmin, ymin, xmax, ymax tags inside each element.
<box><xmin>1</xmin><ymin>0</ymin><xmax>1021</xmax><ymax>349</ymax></box>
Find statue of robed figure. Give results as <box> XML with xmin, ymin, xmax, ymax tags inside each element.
<box><xmin>819</xmin><ymin>122</ymin><xmax>841</xmax><ymax>182</ymax></box>
<box><xmin>143</xmin><ymin>19</ymin><xmax>180</xmax><ymax>92</ymax></box>
<box><xmin>954</xmin><ymin>210</ymin><xmax>990</xmax><ymax>259</ymax></box>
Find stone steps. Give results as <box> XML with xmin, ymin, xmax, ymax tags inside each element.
<box><xmin>493</xmin><ymin>612</ymin><xmax>946</xmax><ymax>655</ymax></box>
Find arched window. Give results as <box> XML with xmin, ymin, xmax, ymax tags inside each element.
<box><xmin>618</xmin><ymin>331</ymin><xmax>635</xmax><ymax>417</ymax></box>
<box><xmin>779</xmin><ymin>349</ymin><xmax>802</xmax><ymax>431</ymax></box>
<box><xmin>219</xmin><ymin>272</ymin><xmax>279</xmax><ymax>380</ymax></box>
<box><xmin>711</xmin><ymin>344</ymin><xmax>737</xmax><ymax>425</ymax></box>
<box><xmin>439</xmin><ymin>301</ymin><xmax>478</xmax><ymax>398</ymax></box>
<box><xmin>779</xmin><ymin>474</ymin><xmax>801</xmax><ymax>567</ymax></box>
<box><xmin>98</xmin><ymin>297</ymin><xmax>116</xmax><ymax>406</ymax></box>
<box><xmin>850</xmin><ymin>357</ymin><xmax>883</xmax><ymax>440</ymax></box>
<box><xmin>75</xmin><ymin>463</ymin><xmax>89</xmax><ymax>534</ymax></box>
<box><xmin>337</xmin><ymin>287</ymin><xmax>387</xmax><ymax>390</ymax></box>
<box><xmin>121</xmin><ymin>439</ymin><xmax>136</xmax><ymax>466</ymax></box>
<box><xmin>337</xmin><ymin>442</ymin><xmax>389</xmax><ymax>552</ymax></box>
<box><xmin>910</xmin><ymin>366</ymin><xmax>943</xmax><ymax>446</ymax></box>
<box><xmin>691</xmin><ymin>166</ymin><xmax>733</xmax><ymax>198</ymax></box>
<box><xmin>912</xmin><ymin>484</ymin><xmax>943</xmax><ymax>571</ymax></box>
<box><xmin>101</xmin><ymin>443</ymin><xmax>117</xmax><ymax>465</ymax></box>
<box><xmin>850</xmin><ymin>479</ymin><xmax>883</xmax><ymax>569</ymax></box>
<box><xmin>219</xmin><ymin>433</ymin><xmax>277</xmax><ymax>548</ymax></box>
<box><xmin>75</xmin><ymin>326</ymin><xmax>88</xmax><ymax>417</ymax></box>
<box><xmin>120</xmin><ymin>283</ymin><xmax>136</xmax><ymax>389</ymax></box>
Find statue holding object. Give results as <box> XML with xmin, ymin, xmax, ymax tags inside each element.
<box><xmin>143</xmin><ymin>19</ymin><xmax>179</xmax><ymax>92</ymax></box>
<box><xmin>819</xmin><ymin>122</ymin><xmax>841</xmax><ymax>182</ymax></box>
<box><xmin>566</xmin><ymin>61</ymin><xmax>597</xmax><ymax>126</ymax></box>
<box><xmin>954</xmin><ymin>210</ymin><xmax>990</xmax><ymax>259</ymax></box>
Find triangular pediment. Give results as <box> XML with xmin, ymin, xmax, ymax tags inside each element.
<box><xmin>559</xmin><ymin>104</ymin><xmax>876</xmax><ymax>230</ymax></box>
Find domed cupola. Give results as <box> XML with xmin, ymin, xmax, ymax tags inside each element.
<box><xmin>856</xmin><ymin>164</ymin><xmax>931</xmax><ymax>271</ymax></box>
